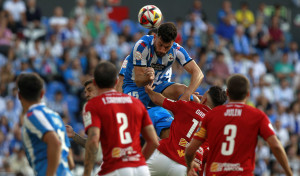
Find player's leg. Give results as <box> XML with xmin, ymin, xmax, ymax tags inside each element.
<box><xmin>161</xmin><ymin>83</ymin><xmax>187</xmax><ymax>100</ymax></box>
<box><xmin>167</xmin><ymin>162</ymin><xmax>187</xmax><ymax>176</ymax></box>
<box><xmin>123</xmin><ymin>86</ymin><xmax>150</xmax><ymax>107</ymax></box>
<box><xmin>135</xmin><ymin>165</ymin><xmax>150</xmax><ymax>176</ymax></box>
<box><xmin>146</xmin><ymin>150</ymin><xmax>172</xmax><ymax>176</ymax></box>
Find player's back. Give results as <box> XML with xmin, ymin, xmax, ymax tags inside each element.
<box><xmin>159</xmin><ymin>99</ymin><xmax>211</xmax><ymax>166</ymax></box>
<box><xmin>204</xmin><ymin>103</ymin><xmax>274</xmax><ymax>175</ymax></box>
<box><xmin>84</xmin><ymin>91</ymin><xmax>152</xmax><ymax>175</ymax></box>
<box><xmin>22</xmin><ymin>103</ymin><xmax>71</xmax><ymax>176</ymax></box>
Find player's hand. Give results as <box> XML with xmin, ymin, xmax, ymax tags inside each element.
<box><xmin>144</xmin><ymin>83</ymin><xmax>155</xmax><ymax>94</ymax></box>
<box><xmin>65</xmin><ymin>125</ymin><xmax>75</xmax><ymax>138</ymax></box>
<box><xmin>179</xmin><ymin>92</ymin><xmax>191</xmax><ymax>101</ymax></box>
<box><xmin>144</xmin><ymin>67</ymin><xmax>155</xmax><ymax>81</ymax></box>
<box><xmin>187</xmin><ymin>162</ymin><xmax>200</xmax><ymax>176</ymax></box>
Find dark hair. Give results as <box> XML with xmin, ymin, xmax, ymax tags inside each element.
<box><xmin>84</xmin><ymin>78</ymin><xmax>94</xmax><ymax>87</ymax></box>
<box><xmin>157</xmin><ymin>22</ymin><xmax>177</xmax><ymax>43</ymax></box>
<box><xmin>148</xmin><ymin>28</ymin><xmax>158</xmax><ymax>35</ymax></box>
<box><xmin>226</xmin><ymin>74</ymin><xmax>250</xmax><ymax>101</ymax></box>
<box><xmin>94</xmin><ymin>61</ymin><xmax>117</xmax><ymax>88</ymax></box>
<box><xmin>208</xmin><ymin>86</ymin><xmax>227</xmax><ymax>107</ymax></box>
<box><xmin>17</xmin><ymin>73</ymin><xmax>44</xmax><ymax>102</ymax></box>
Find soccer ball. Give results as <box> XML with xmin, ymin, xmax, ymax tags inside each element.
<box><xmin>138</xmin><ymin>5</ymin><xmax>162</xmax><ymax>29</ymax></box>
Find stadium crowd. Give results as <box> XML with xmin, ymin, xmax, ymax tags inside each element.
<box><xmin>0</xmin><ymin>0</ymin><xmax>299</xmax><ymax>175</ymax></box>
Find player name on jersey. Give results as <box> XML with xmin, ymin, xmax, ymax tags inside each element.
<box><xmin>224</xmin><ymin>108</ymin><xmax>242</xmax><ymax>117</ymax></box>
<box><xmin>102</xmin><ymin>97</ymin><xmax>132</xmax><ymax>104</ymax></box>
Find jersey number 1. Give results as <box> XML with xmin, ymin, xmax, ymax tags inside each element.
<box><xmin>221</xmin><ymin>124</ymin><xmax>237</xmax><ymax>156</ymax></box>
<box><xmin>117</xmin><ymin>113</ymin><xmax>132</xmax><ymax>144</ymax></box>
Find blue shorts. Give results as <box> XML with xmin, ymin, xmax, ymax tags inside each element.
<box><xmin>147</xmin><ymin>106</ymin><xmax>173</xmax><ymax>137</ymax></box>
<box><xmin>123</xmin><ymin>81</ymin><xmax>175</xmax><ymax>107</ymax></box>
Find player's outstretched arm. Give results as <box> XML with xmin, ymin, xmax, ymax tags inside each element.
<box><xmin>267</xmin><ymin>135</ymin><xmax>293</xmax><ymax>176</ymax></box>
<box><xmin>181</xmin><ymin>60</ymin><xmax>203</xmax><ymax>101</ymax></box>
<box><xmin>66</xmin><ymin>125</ymin><xmax>87</xmax><ymax>148</ymax></box>
<box><xmin>185</xmin><ymin>138</ymin><xmax>203</xmax><ymax>176</ymax></box>
<box><xmin>43</xmin><ymin>131</ymin><xmax>62</xmax><ymax>176</ymax></box>
<box><xmin>134</xmin><ymin>66</ymin><xmax>155</xmax><ymax>87</ymax></box>
<box><xmin>84</xmin><ymin>127</ymin><xmax>100</xmax><ymax>176</ymax></box>
<box><xmin>141</xmin><ymin>125</ymin><xmax>159</xmax><ymax>160</ymax></box>
<box><xmin>144</xmin><ymin>84</ymin><xmax>165</xmax><ymax>107</ymax></box>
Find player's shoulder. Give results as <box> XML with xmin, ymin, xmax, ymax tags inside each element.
<box><xmin>139</xmin><ymin>35</ymin><xmax>153</xmax><ymax>45</ymax></box>
<box><xmin>172</xmin><ymin>42</ymin><xmax>184</xmax><ymax>50</ymax></box>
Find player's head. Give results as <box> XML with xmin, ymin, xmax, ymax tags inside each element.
<box><xmin>94</xmin><ymin>61</ymin><xmax>117</xmax><ymax>89</ymax></box>
<box><xmin>226</xmin><ymin>74</ymin><xmax>250</xmax><ymax>101</ymax></box>
<box><xmin>154</xmin><ymin>22</ymin><xmax>177</xmax><ymax>57</ymax></box>
<box><xmin>17</xmin><ymin>73</ymin><xmax>44</xmax><ymax>103</ymax></box>
<box><xmin>201</xmin><ymin>86</ymin><xmax>227</xmax><ymax>108</ymax></box>
<box><xmin>148</xmin><ymin>28</ymin><xmax>158</xmax><ymax>35</ymax></box>
<box><xmin>84</xmin><ymin>78</ymin><xmax>98</xmax><ymax>100</ymax></box>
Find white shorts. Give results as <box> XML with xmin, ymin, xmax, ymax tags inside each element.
<box><xmin>101</xmin><ymin>166</ymin><xmax>150</xmax><ymax>176</ymax></box>
<box><xmin>147</xmin><ymin>150</ymin><xmax>187</xmax><ymax>176</ymax></box>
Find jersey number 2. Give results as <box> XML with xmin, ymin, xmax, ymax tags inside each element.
<box><xmin>117</xmin><ymin>113</ymin><xmax>132</xmax><ymax>144</ymax></box>
<box><xmin>221</xmin><ymin>124</ymin><xmax>237</xmax><ymax>156</ymax></box>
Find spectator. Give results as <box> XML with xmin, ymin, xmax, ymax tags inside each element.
<box><xmin>60</xmin><ymin>18</ymin><xmax>82</xmax><ymax>47</ymax></box>
<box><xmin>211</xmin><ymin>52</ymin><xmax>230</xmax><ymax>81</ymax></box>
<box><xmin>201</xmin><ymin>23</ymin><xmax>220</xmax><ymax>48</ymax></box>
<box><xmin>235</xmin><ymin>1</ymin><xmax>255</xmax><ymax>29</ymax></box>
<box><xmin>0</xmin><ymin>17</ymin><xmax>13</xmax><ymax>57</ymax></box>
<box><xmin>25</xmin><ymin>0</ymin><xmax>41</xmax><ymax>26</ymax></box>
<box><xmin>49</xmin><ymin>6</ymin><xmax>68</xmax><ymax>33</ymax></box>
<box><xmin>3</xmin><ymin>0</ymin><xmax>26</xmax><ymax>32</ymax></box>
<box><xmin>228</xmin><ymin>52</ymin><xmax>250</xmax><ymax>75</ymax></box>
<box><xmin>248</xmin><ymin>17</ymin><xmax>270</xmax><ymax>50</ymax></box>
<box><xmin>86</xmin><ymin>14</ymin><xmax>106</xmax><ymax>40</ymax></box>
<box><xmin>289</xmin><ymin>102</ymin><xmax>300</xmax><ymax>135</ymax></box>
<box><xmin>72</xmin><ymin>0</ymin><xmax>87</xmax><ymax>25</ymax></box>
<box><xmin>255</xmin><ymin>138</ymin><xmax>270</xmax><ymax>176</ymax></box>
<box><xmin>274</xmin><ymin>79</ymin><xmax>294</xmax><ymax>108</ymax></box>
<box><xmin>183</xmin><ymin>12</ymin><xmax>207</xmax><ymax>43</ymax></box>
<box><xmin>63</xmin><ymin>59</ymin><xmax>84</xmax><ymax>94</ymax></box>
<box><xmin>274</xmin><ymin>119</ymin><xmax>290</xmax><ymax>148</ymax></box>
<box><xmin>89</xmin><ymin>0</ymin><xmax>109</xmax><ymax>23</ymax></box>
<box><xmin>47</xmin><ymin>90</ymin><xmax>69</xmax><ymax>117</ymax></box>
<box><xmin>45</xmin><ymin>33</ymin><xmax>63</xmax><ymax>58</ymax></box>
<box><xmin>274</xmin><ymin>52</ymin><xmax>295</xmax><ymax>81</ymax></box>
<box><xmin>190</xmin><ymin>0</ymin><xmax>207</xmax><ymax>22</ymax></box>
<box><xmin>288</xmin><ymin>41</ymin><xmax>299</xmax><ymax>65</ymax></box>
<box><xmin>8</xmin><ymin>147</ymin><xmax>33</xmax><ymax>175</ymax></box>
<box><xmin>252</xmin><ymin>75</ymin><xmax>276</xmax><ymax>104</ymax></box>
<box><xmin>94</xmin><ymin>35</ymin><xmax>110</xmax><ymax>61</ymax></box>
<box><xmin>269</xmin><ymin>16</ymin><xmax>284</xmax><ymax>43</ymax></box>
<box><xmin>263</xmin><ymin>41</ymin><xmax>283</xmax><ymax>73</ymax></box>
<box><xmin>256</xmin><ymin>3</ymin><xmax>268</xmax><ymax>24</ymax></box>
<box><xmin>2</xmin><ymin>99</ymin><xmax>20</xmax><ymax>128</ymax></box>
<box><xmin>249</xmin><ymin>53</ymin><xmax>266</xmax><ymax>85</ymax></box>
<box><xmin>232</xmin><ymin>25</ymin><xmax>251</xmax><ymax>56</ymax></box>
<box><xmin>216</xmin><ymin>0</ymin><xmax>236</xmax><ymax>41</ymax></box>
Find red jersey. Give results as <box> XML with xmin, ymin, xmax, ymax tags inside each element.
<box><xmin>195</xmin><ymin>141</ymin><xmax>209</xmax><ymax>176</ymax></box>
<box><xmin>158</xmin><ymin>98</ymin><xmax>211</xmax><ymax>166</ymax></box>
<box><xmin>83</xmin><ymin>91</ymin><xmax>153</xmax><ymax>175</ymax></box>
<box><xmin>194</xmin><ymin>103</ymin><xmax>275</xmax><ymax>176</ymax></box>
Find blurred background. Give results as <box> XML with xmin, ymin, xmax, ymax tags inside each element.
<box><xmin>0</xmin><ymin>0</ymin><xmax>299</xmax><ymax>175</ymax></box>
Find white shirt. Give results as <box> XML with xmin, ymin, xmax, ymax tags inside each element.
<box><xmin>251</xmin><ymin>61</ymin><xmax>267</xmax><ymax>84</ymax></box>
<box><xmin>274</xmin><ymin>86</ymin><xmax>294</xmax><ymax>108</ymax></box>
<box><xmin>4</xmin><ymin>0</ymin><xmax>26</xmax><ymax>22</ymax></box>
<box><xmin>49</xmin><ymin>16</ymin><xmax>68</xmax><ymax>26</ymax></box>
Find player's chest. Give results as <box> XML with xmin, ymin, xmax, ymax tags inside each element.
<box><xmin>147</xmin><ymin>50</ymin><xmax>175</xmax><ymax>71</ymax></box>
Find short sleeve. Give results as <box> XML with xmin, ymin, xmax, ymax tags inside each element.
<box><xmin>83</xmin><ymin>101</ymin><xmax>101</xmax><ymax>134</ymax></box>
<box><xmin>162</xmin><ymin>98</ymin><xmax>180</xmax><ymax>114</ymax></box>
<box><xmin>132</xmin><ymin>38</ymin><xmax>149</xmax><ymax>67</ymax></box>
<box><xmin>25</xmin><ymin>110</ymin><xmax>55</xmax><ymax>140</ymax></box>
<box><xmin>119</xmin><ymin>56</ymin><xmax>129</xmax><ymax>76</ymax></box>
<box><xmin>258</xmin><ymin>112</ymin><xmax>275</xmax><ymax>140</ymax></box>
<box><xmin>175</xmin><ymin>44</ymin><xmax>193</xmax><ymax>66</ymax></box>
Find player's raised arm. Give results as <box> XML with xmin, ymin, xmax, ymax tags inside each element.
<box><xmin>180</xmin><ymin>60</ymin><xmax>203</xmax><ymax>101</ymax></box>
<box><xmin>266</xmin><ymin>135</ymin><xmax>293</xmax><ymax>176</ymax></box>
<box><xmin>43</xmin><ymin>131</ymin><xmax>62</xmax><ymax>176</ymax></box>
<box><xmin>144</xmin><ymin>84</ymin><xmax>165</xmax><ymax>106</ymax></box>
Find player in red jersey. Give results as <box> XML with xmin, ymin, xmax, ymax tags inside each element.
<box><xmin>185</xmin><ymin>74</ymin><xmax>293</xmax><ymax>176</ymax></box>
<box><xmin>83</xmin><ymin>61</ymin><xmax>159</xmax><ymax>176</ymax></box>
<box><xmin>145</xmin><ymin>85</ymin><xmax>227</xmax><ymax>176</ymax></box>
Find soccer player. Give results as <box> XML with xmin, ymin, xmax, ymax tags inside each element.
<box><xmin>145</xmin><ymin>85</ymin><xmax>227</xmax><ymax>176</ymax></box>
<box><xmin>83</xmin><ymin>61</ymin><xmax>159</xmax><ymax>176</ymax></box>
<box><xmin>17</xmin><ymin>73</ymin><xmax>72</xmax><ymax>176</ymax></box>
<box><xmin>123</xmin><ymin>22</ymin><xmax>203</xmax><ymax>108</ymax></box>
<box><xmin>185</xmin><ymin>74</ymin><xmax>293</xmax><ymax>176</ymax></box>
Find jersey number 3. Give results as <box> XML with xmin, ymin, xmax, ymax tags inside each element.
<box><xmin>117</xmin><ymin>113</ymin><xmax>132</xmax><ymax>144</ymax></box>
<box><xmin>221</xmin><ymin>124</ymin><xmax>237</xmax><ymax>156</ymax></box>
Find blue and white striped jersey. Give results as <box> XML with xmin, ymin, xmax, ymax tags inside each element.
<box><xmin>123</xmin><ymin>35</ymin><xmax>192</xmax><ymax>87</ymax></box>
<box><xmin>22</xmin><ymin>103</ymin><xmax>72</xmax><ymax>176</ymax></box>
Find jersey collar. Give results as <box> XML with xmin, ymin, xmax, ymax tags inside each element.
<box><xmin>28</xmin><ymin>102</ymin><xmax>45</xmax><ymax>111</ymax></box>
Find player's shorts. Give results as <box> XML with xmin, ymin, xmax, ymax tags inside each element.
<box><xmin>101</xmin><ymin>166</ymin><xmax>150</xmax><ymax>176</ymax></box>
<box><xmin>147</xmin><ymin>107</ymin><xmax>173</xmax><ymax>137</ymax></box>
<box><xmin>123</xmin><ymin>81</ymin><xmax>175</xmax><ymax>107</ymax></box>
<box><xmin>147</xmin><ymin>150</ymin><xmax>186</xmax><ymax>176</ymax></box>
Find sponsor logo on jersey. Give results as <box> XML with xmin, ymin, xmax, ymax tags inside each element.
<box><xmin>179</xmin><ymin>138</ymin><xmax>188</xmax><ymax>147</ymax></box>
<box><xmin>177</xmin><ymin>149</ymin><xmax>185</xmax><ymax>158</ymax></box>
<box><xmin>151</xmin><ymin>63</ymin><xmax>166</xmax><ymax>71</ymax></box>
<box><xmin>135</xmin><ymin>51</ymin><xmax>142</xmax><ymax>60</ymax></box>
<box><xmin>168</xmin><ymin>53</ymin><xmax>174</xmax><ymax>61</ymax></box>
<box><xmin>122</xmin><ymin>59</ymin><xmax>128</xmax><ymax>68</ymax></box>
<box><xmin>83</xmin><ymin>111</ymin><xmax>92</xmax><ymax>127</ymax></box>
<box><xmin>210</xmin><ymin>162</ymin><xmax>243</xmax><ymax>172</ymax></box>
